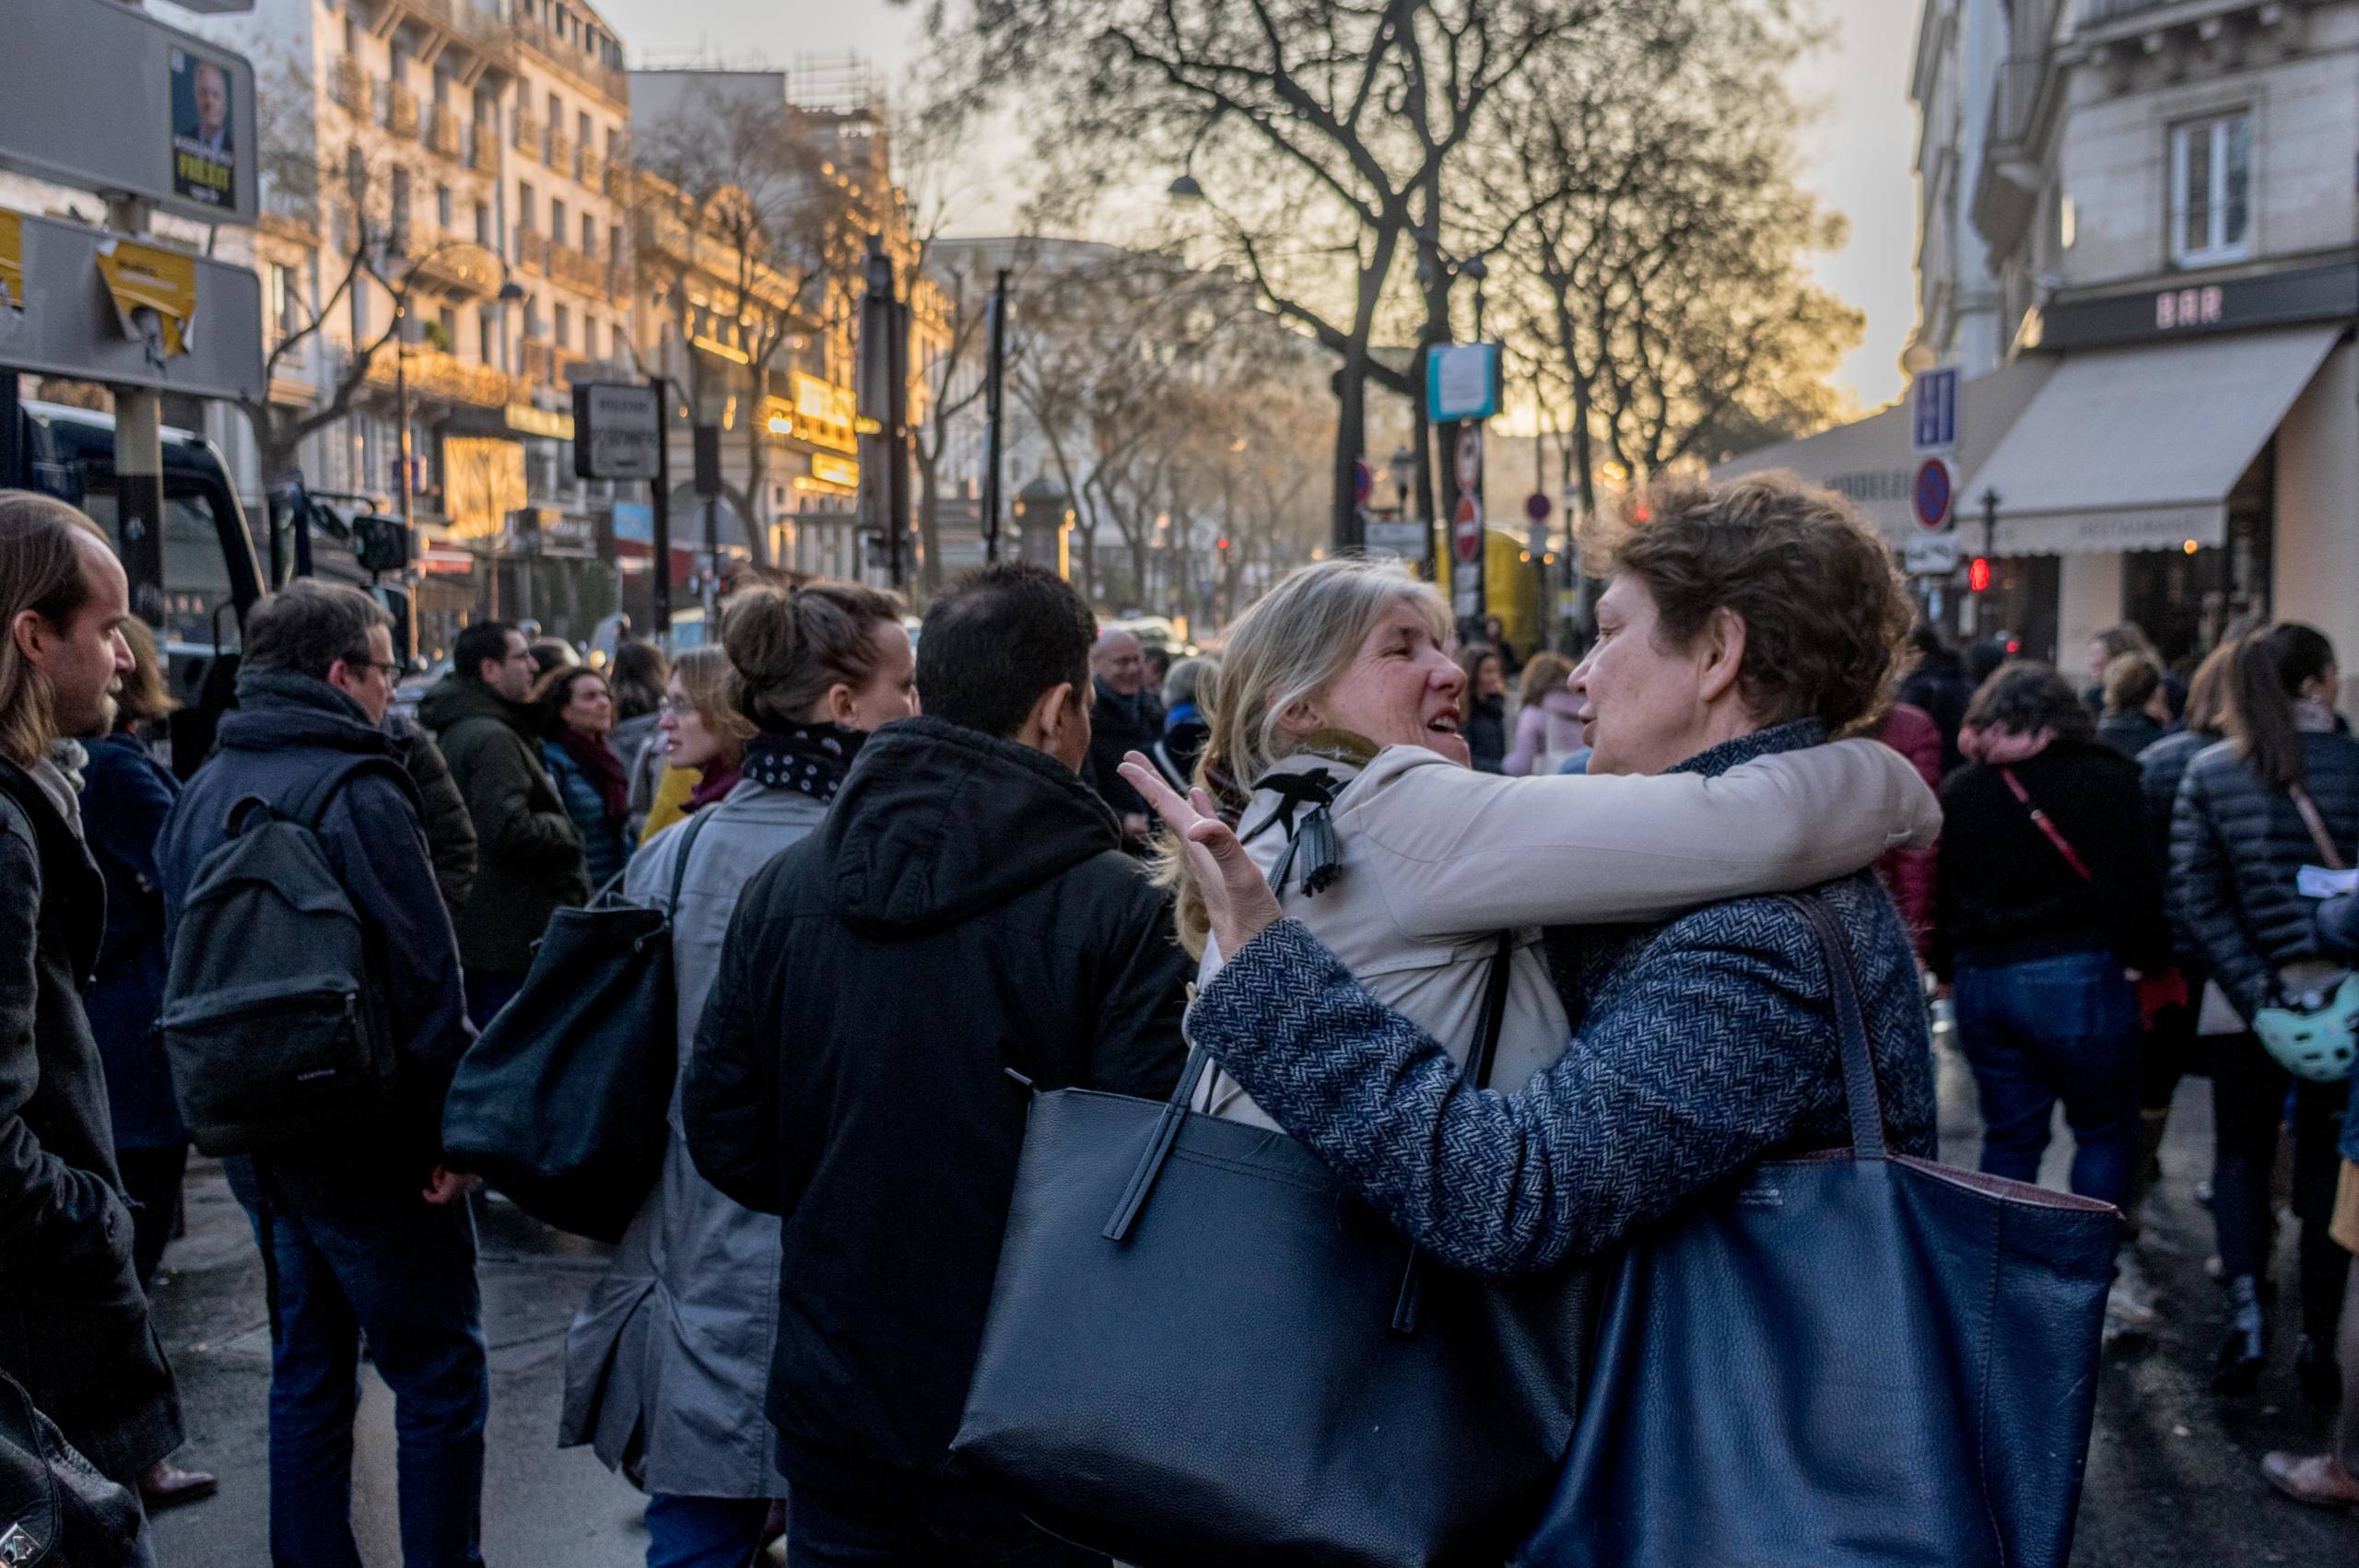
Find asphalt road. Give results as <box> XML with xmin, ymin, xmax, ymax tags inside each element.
<box><xmin>140</xmin><ymin>1031</ymin><xmax>2357</xmax><ymax>1566</ymax></box>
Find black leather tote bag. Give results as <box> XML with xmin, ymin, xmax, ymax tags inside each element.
<box><xmin>1519</xmin><ymin>895</ymin><xmax>2118</xmax><ymax>1568</ymax></box>
<box><xmin>440</xmin><ymin>806</ymin><xmax>718</xmax><ymax>1243</ymax></box>
<box><xmin>954</xmin><ymin>936</ymin><xmax>1597</xmax><ymax>1568</ymax></box>
<box><xmin>0</xmin><ymin>1368</ymin><xmax>143</xmax><ymax>1568</ymax></box>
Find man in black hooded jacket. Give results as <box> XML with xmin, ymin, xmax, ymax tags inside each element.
<box><xmin>686</xmin><ymin>563</ymin><xmax>1189</xmax><ymax>1567</ymax></box>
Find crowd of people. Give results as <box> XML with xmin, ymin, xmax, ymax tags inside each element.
<box><xmin>3</xmin><ymin>465</ymin><xmax>2356</xmax><ymax>1568</ymax></box>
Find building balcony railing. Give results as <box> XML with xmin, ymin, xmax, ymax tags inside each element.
<box><xmin>546</xmin><ymin>130</ymin><xmax>573</xmax><ymax>174</ymax></box>
<box><xmin>406</xmin><ymin>239</ymin><xmax>507</xmax><ymax>299</ymax></box>
<box><xmin>367</xmin><ymin>344</ymin><xmax>518</xmax><ymax>410</ymax></box>
<box><xmin>388</xmin><ymin>82</ymin><xmax>420</xmax><ymax>138</ymax></box>
<box><xmin>469</xmin><ymin>122</ymin><xmax>499</xmax><ymax>171</ymax></box>
<box><xmin>604</xmin><ymin>158</ymin><xmax>632</xmax><ymax>200</ymax></box>
<box><xmin>511</xmin><ymin>16</ymin><xmax>628</xmax><ymax>105</ymax></box>
<box><xmin>428</xmin><ymin>107</ymin><xmax>464</xmax><ymax>159</ymax></box>
<box><xmin>512</xmin><ymin>111</ymin><xmax>543</xmax><ymax>155</ymax></box>
<box><xmin>2080</xmin><ymin>0</ymin><xmax>2173</xmax><ymax>22</ymax></box>
<box><xmin>520</xmin><ymin>340</ymin><xmax>589</xmax><ymax>388</ymax></box>
<box><xmin>547</xmin><ymin>242</ymin><xmax>608</xmax><ymax>297</ymax></box>
<box><xmin>516</xmin><ymin>228</ymin><xmax>550</xmax><ymax>271</ymax></box>
<box><xmin>331</xmin><ymin>55</ymin><xmax>370</xmax><ymax>116</ymax></box>
<box><xmin>577</xmin><ymin>147</ymin><xmax>604</xmax><ymax>191</ymax></box>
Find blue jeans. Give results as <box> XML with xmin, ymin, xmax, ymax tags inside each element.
<box><xmin>232</xmin><ymin>1161</ymin><xmax>488</xmax><ymax>1568</ymax></box>
<box><xmin>643</xmin><ymin>1494</ymin><xmax>771</xmax><ymax>1568</ymax></box>
<box><xmin>1954</xmin><ymin>948</ymin><xmax>2142</xmax><ymax>1210</ymax></box>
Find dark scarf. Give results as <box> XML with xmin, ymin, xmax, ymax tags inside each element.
<box><xmin>554</xmin><ymin>724</ymin><xmax>628</xmax><ymax>819</ymax></box>
<box><xmin>741</xmin><ymin>722</ymin><xmax>866</xmax><ymax>805</ymax></box>
<box><xmin>687</xmin><ymin>757</ymin><xmax>742</xmax><ymax>813</ymax></box>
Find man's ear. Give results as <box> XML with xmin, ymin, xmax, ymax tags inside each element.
<box><xmin>9</xmin><ymin>609</ymin><xmax>46</xmax><ymax>666</ymax></box>
<box><xmin>1696</xmin><ymin>607</ymin><xmax>1747</xmax><ymax>705</ymax></box>
<box><xmin>1026</xmin><ymin>680</ymin><xmax>1076</xmax><ymax>745</ymax></box>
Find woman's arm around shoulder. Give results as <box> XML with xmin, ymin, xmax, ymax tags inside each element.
<box><xmin>1356</xmin><ymin>738</ymin><xmax>1942</xmax><ymax>938</ymax></box>
<box><xmin>1189</xmin><ymin>908</ymin><xmax>1847</xmax><ymax>1278</ymax></box>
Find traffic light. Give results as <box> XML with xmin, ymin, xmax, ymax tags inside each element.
<box><xmin>1967</xmin><ymin>556</ymin><xmax>1992</xmax><ymax>593</ymax></box>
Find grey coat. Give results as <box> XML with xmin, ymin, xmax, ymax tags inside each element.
<box><xmin>559</xmin><ymin>779</ymin><xmax>824</xmax><ymax>1497</ymax></box>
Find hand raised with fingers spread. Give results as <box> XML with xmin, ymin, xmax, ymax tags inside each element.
<box><xmin>1116</xmin><ymin>752</ymin><xmax>1283</xmax><ymax>958</ymax></box>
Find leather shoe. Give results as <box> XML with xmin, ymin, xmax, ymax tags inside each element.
<box><xmin>2261</xmin><ymin>1451</ymin><xmax>2359</xmax><ymax>1511</ymax></box>
<box><xmin>140</xmin><ymin>1459</ymin><xmax>219</xmax><ymax>1510</ymax></box>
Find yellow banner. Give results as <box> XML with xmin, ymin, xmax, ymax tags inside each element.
<box><xmin>0</xmin><ymin>211</ymin><xmax>21</xmax><ymax>312</ymax></box>
<box><xmin>445</xmin><ymin>437</ymin><xmax>527</xmax><ymax>540</ymax></box>
<box><xmin>94</xmin><ymin>238</ymin><xmax>197</xmax><ymax>357</ymax></box>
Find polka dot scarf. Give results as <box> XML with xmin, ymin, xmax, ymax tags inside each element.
<box><xmin>740</xmin><ymin>722</ymin><xmax>867</xmax><ymax>806</ymax></box>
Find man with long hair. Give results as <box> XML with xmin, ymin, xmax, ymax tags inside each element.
<box><xmin>0</xmin><ymin>490</ymin><xmax>184</xmax><ymax>1531</ymax></box>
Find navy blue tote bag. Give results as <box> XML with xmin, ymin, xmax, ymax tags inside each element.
<box><xmin>1520</xmin><ymin>895</ymin><xmax>2118</xmax><ymax>1568</ymax></box>
<box><xmin>956</xmin><ymin>935</ymin><xmax>1597</xmax><ymax>1568</ymax></box>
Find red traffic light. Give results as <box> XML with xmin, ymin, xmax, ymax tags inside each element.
<box><xmin>1215</xmin><ymin>536</ymin><xmax>1230</xmax><ymax>552</ymax></box>
<box><xmin>1966</xmin><ymin>556</ymin><xmax>1992</xmax><ymax>593</ymax></box>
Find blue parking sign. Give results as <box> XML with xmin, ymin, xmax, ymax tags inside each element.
<box><xmin>1911</xmin><ymin>367</ymin><xmax>1959</xmax><ymax>454</ymax></box>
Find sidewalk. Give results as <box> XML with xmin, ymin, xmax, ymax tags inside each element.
<box><xmin>145</xmin><ymin>1164</ymin><xmax>650</xmax><ymax>1566</ymax></box>
<box><xmin>135</xmin><ymin>1033</ymin><xmax>2356</xmax><ymax>1564</ymax></box>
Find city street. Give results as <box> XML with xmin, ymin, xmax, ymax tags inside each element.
<box><xmin>142</xmin><ymin>1029</ymin><xmax>2359</xmax><ymax>1567</ymax></box>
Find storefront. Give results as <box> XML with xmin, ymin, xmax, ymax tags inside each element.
<box><xmin>1717</xmin><ymin>256</ymin><xmax>2357</xmax><ymax>685</ymax></box>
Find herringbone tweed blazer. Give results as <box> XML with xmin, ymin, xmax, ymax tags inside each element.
<box><xmin>1190</xmin><ymin>722</ymin><xmax>1938</xmax><ymax>1279</ymax></box>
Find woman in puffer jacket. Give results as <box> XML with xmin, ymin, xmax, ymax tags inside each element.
<box><xmin>2170</xmin><ymin>623</ymin><xmax>2359</xmax><ymax>1400</ymax></box>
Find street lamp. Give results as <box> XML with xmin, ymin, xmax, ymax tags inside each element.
<box><xmin>1388</xmin><ymin>444</ymin><xmax>1415</xmax><ymax>519</ymax></box>
<box><xmin>1014</xmin><ymin>474</ymin><xmax>1071</xmax><ymax>580</ymax></box>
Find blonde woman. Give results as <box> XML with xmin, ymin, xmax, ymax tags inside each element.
<box><xmin>1156</xmin><ymin>555</ymin><xmax>1941</xmax><ymax>1127</ymax></box>
<box><xmin>636</xmin><ymin>644</ymin><xmax>755</xmax><ymax>843</ymax></box>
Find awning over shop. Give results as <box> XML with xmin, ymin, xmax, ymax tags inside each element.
<box><xmin>1973</xmin><ymin>326</ymin><xmax>2343</xmax><ymax>556</ymax></box>
<box><xmin>1714</xmin><ymin>356</ymin><xmax>2055</xmax><ymax>544</ymax></box>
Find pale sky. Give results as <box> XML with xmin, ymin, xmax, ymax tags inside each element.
<box><xmin>599</xmin><ymin>0</ymin><xmax>1919</xmax><ymax>409</ymax></box>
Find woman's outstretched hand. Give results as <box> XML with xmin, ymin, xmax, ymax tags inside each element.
<box><xmin>1117</xmin><ymin>752</ymin><xmax>1282</xmax><ymax>959</ymax></box>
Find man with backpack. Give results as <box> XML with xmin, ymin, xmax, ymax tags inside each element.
<box><xmin>155</xmin><ymin>580</ymin><xmax>487</xmax><ymax>1568</ymax></box>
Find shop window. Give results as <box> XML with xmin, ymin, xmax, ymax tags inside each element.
<box><xmin>2169</xmin><ymin>111</ymin><xmax>2251</xmax><ymax>267</ymax></box>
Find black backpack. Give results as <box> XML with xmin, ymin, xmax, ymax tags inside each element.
<box><xmin>158</xmin><ymin>760</ymin><xmax>405</xmax><ymax>1155</ymax></box>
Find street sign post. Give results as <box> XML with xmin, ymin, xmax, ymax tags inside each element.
<box><xmin>1912</xmin><ymin>456</ymin><xmax>1955</xmax><ymax>532</ymax></box>
<box><xmin>1455</xmin><ymin>427</ymin><xmax>1483</xmax><ymax>491</ymax></box>
<box><xmin>1365</xmin><ymin>519</ymin><xmax>1427</xmax><ymax>557</ymax></box>
<box><xmin>1904</xmin><ymin>534</ymin><xmax>1960</xmax><ymax>577</ymax></box>
<box><xmin>1452</xmin><ymin>496</ymin><xmax>1483</xmax><ymax>564</ymax></box>
<box><xmin>1427</xmin><ymin>343</ymin><xmax>1504</xmax><ymax>422</ymax></box>
<box><xmin>1911</xmin><ymin>366</ymin><xmax>1960</xmax><ymax>455</ymax></box>
<box><xmin>571</xmin><ymin>382</ymin><xmax>663</xmax><ymax>481</ymax></box>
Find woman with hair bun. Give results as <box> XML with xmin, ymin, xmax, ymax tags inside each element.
<box><xmin>2171</xmin><ymin>622</ymin><xmax>2359</xmax><ymax>1403</ymax></box>
<box><xmin>562</xmin><ymin>581</ymin><xmax>915</xmax><ymax>1568</ymax></box>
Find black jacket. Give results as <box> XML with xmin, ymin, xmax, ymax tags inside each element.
<box><xmin>1899</xmin><ymin>651</ymin><xmax>1978</xmax><ymax>778</ymax></box>
<box><xmin>2139</xmin><ymin>727</ymin><xmax>2222</xmax><ymax>967</ymax></box>
<box><xmin>417</xmin><ymin>674</ymin><xmax>586</xmax><ymax>976</ymax></box>
<box><xmin>385</xmin><ymin>712</ymin><xmax>476</xmax><ymax>916</ymax></box>
<box><xmin>1466</xmin><ymin>691</ymin><xmax>1508</xmax><ymax>774</ymax></box>
<box><xmin>1083</xmin><ymin>679</ymin><xmax>1160</xmax><ymax>826</ymax></box>
<box><xmin>1931</xmin><ymin>739</ymin><xmax>2169</xmax><ymax>980</ymax></box>
<box><xmin>156</xmin><ymin>672</ymin><xmax>473</xmax><ymax>1188</ymax></box>
<box><xmin>2095</xmin><ymin>712</ymin><xmax>2169</xmax><ymax>761</ymax></box>
<box><xmin>2169</xmin><ymin>730</ymin><xmax>2359</xmax><ymax>1020</ymax></box>
<box><xmin>0</xmin><ymin>757</ymin><xmax>182</xmax><ymax>1486</ymax></box>
<box><xmin>684</xmin><ymin>716</ymin><xmax>1189</xmax><ymax>1497</ymax></box>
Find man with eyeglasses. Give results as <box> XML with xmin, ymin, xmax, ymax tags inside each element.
<box><xmin>154</xmin><ymin>579</ymin><xmax>488</xmax><ymax>1565</ymax></box>
<box><xmin>418</xmin><ymin>619</ymin><xmax>589</xmax><ymax>1027</ymax></box>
